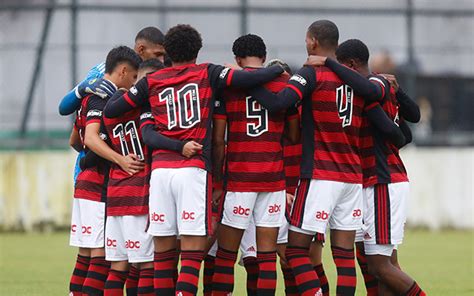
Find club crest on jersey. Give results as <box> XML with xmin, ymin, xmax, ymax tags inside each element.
<box><xmin>130</xmin><ymin>86</ymin><xmax>138</xmax><ymax>95</ymax></box>
<box><xmin>289</xmin><ymin>74</ymin><xmax>307</xmax><ymax>86</ymax></box>
<box><xmin>87</xmin><ymin>109</ymin><xmax>102</xmax><ymax>117</ymax></box>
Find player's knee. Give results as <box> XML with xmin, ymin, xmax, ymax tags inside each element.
<box><xmin>367</xmin><ymin>259</ymin><xmax>392</xmax><ymax>280</ymax></box>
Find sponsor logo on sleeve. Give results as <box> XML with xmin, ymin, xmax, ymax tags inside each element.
<box><xmin>87</xmin><ymin>110</ymin><xmax>102</xmax><ymax>117</ymax></box>
<box><xmin>219</xmin><ymin>67</ymin><xmax>230</xmax><ymax>79</ymax></box>
<box><xmin>130</xmin><ymin>86</ymin><xmax>138</xmax><ymax>95</ymax></box>
<box><xmin>289</xmin><ymin>74</ymin><xmax>307</xmax><ymax>86</ymax></box>
<box><xmin>140</xmin><ymin>112</ymin><xmax>153</xmax><ymax>120</ymax></box>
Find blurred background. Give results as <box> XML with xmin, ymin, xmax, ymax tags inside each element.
<box><xmin>0</xmin><ymin>0</ymin><xmax>472</xmax><ymax>231</ymax></box>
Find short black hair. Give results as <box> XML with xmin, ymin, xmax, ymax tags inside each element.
<box><xmin>232</xmin><ymin>34</ymin><xmax>266</xmax><ymax>59</ymax></box>
<box><xmin>139</xmin><ymin>58</ymin><xmax>165</xmax><ymax>72</ymax></box>
<box><xmin>308</xmin><ymin>20</ymin><xmax>339</xmax><ymax>49</ymax></box>
<box><xmin>105</xmin><ymin>46</ymin><xmax>142</xmax><ymax>74</ymax></box>
<box><xmin>135</xmin><ymin>26</ymin><xmax>165</xmax><ymax>45</ymax></box>
<box><xmin>164</xmin><ymin>24</ymin><xmax>202</xmax><ymax>63</ymax></box>
<box><xmin>336</xmin><ymin>39</ymin><xmax>370</xmax><ymax>65</ymax></box>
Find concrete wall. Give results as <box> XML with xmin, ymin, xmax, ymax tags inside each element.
<box><xmin>0</xmin><ymin>147</ymin><xmax>472</xmax><ymax>231</ymax></box>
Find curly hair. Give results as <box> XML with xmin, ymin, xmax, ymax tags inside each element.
<box><xmin>164</xmin><ymin>24</ymin><xmax>203</xmax><ymax>63</ymax></box>
<box><xmin>336</xmin><ymin>39</ymin><xmax>370</xmax><ymax>65</ymax></box>
<box><xmin>232</xmin><ymin>34</ymin><xmax>266</xmax><ymax>59</ymax></box>
<box><xmin>105</xmin><ymin>45</ymin><xmax>142</xmax><ymax>74</ymax></box>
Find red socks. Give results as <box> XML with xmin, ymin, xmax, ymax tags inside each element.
<box><xmin>406</xmin><ymin>282</ymin><xmax>426</xmax><ymax>296</ymax></box>
<box><xmin>69</xmin><ymin>254</ymin><xmax>90</xmax><ymax>295</ymax></box>
<box><xmin>331</xmin><ymin>246</ymin><xmax>357</xmax><ymax>295</ymax></box>
<box><xmin>104</xmin><ymin>269</ymin><xmax>127</xmax><ymax>296</ymax></box>
<box><xmin>356</xmin><ymin>247</ymin><xmax>378</xmax><ymax>295</ymax></box>
<box><xmin>256</xmin><ymin>251</ymin><xmax>277</xmax><ymax>295</ymax></box>
<box><xmin>281</xmin><ymin>266</ymin><xmax>298</xmax><ymax>296</ymax></box>
<box><xmin>153</xmin><ymin>250</ymin><xmax>177</xmax><ymax>295</ymax></box>
<box><xmin>285</xmin><ymin>246</ymin><xmax>321</xmax><ymax>296</ymax></box>
<box><xmin>314</xmin><ymin>264</ymin><xmax>329</xmax><ymax>296</ymax></box>
<box><xmin>243</xmin><ymin>256</ymin><xmax>258</xmax><ymax>296</ymax></box>
<box><xmin>203</xmin><ymin>255</ymin><xmax>215</xmax><ymax>296</ymax></box>
<box><xmin>137</xmin><ymin>268</ymin><xmax>154</xmax><ymax>295</ymax></box>
<box><xmin>82</xmin><ymin>256</ymin><xmax>110</xmax><ymax>295</ymax></box>
<box><xmin>126</xmin><ymin>265</ymin><xmax>139</xmax><ymax>296</ymax></box>
<box><xmin>175</xmin><ymin>250</ymin><xmax>204</xmax><ymax>296</ymax></box>
<box><xmin>212</xmin><ymin>247</ymin><xmax>238</xmax><ymax>295</ymax></box>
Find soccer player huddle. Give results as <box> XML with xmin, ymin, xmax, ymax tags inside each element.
<box><xmin>61</xmin><ymin>20</ymin><xmax>425</xmax><ymax>296</ymax></box>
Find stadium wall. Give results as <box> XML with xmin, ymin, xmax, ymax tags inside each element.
<box><xmin>0</xmin><ymin>148</ymin><xmax>472</xmax><ymax>231</ymax></box>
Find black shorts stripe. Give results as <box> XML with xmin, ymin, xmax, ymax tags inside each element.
<box><xmin>289</xmin><ymin>179</ymin><xmax>310</xmax><ymax>228</ymax></box>
<box><xmin>374</xmin><ymin>184</ymin><xmax>391</xmax><ymax>244</ymax></box>
<box><xmin>205</xmin><ymin>173</ymin><xmax>212</xmax><ymax>235</ymax></box>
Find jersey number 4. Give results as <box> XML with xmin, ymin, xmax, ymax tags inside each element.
<box><xmin>246</xmin><ymin>96</ymin><xmax>268</xmax><ymax>137</ymax></box>
<box><xmin>159</xmin><ymin>83</ymin><xmax>201</xmax><ymax>129</ymax></box>
<box><xmin>113</xmin><ymin>121</ymin><xmax>144</xmax><ymax>160</ymax></box>
<box><xmin>336</xmin><ymin>85</ymin><xmax>354</xmax><ymax>127</ymax></box>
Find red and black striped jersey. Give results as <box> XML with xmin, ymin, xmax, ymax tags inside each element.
<box><xmin>120</xmin><ymin>63</ymin><xmax>238</xmax><ymax>172</ymax></box>
<box><xmin>287</xmin><ymin>66</ymin><xmax>365</xmax><ymax>183</ymax></box>
<box><xmin>102</xmin><ymin>106</ymin><xmax>153</xmax><ymax>216</ymax></box>
<box><xmin>214</xmin><ymin>72</ymin><xmax>297</xmax><ymax>192</ymax></box>
<box><xmin>283</xmin><ymin>140</ymin><xmax>302</xmax><ymax>195</ymax></box>
<box><xmin>361</xmin><ymin>74</ymin><xmax>408</xmax><ymax>187</ymax></box>
<box><xmin>74</xmin><ymin>94</ymin><xmax>109</xmax><ymax>202</ymax></box>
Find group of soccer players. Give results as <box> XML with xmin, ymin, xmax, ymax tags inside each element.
<box><xmin>60</xmin><ymin>20</ymin><xmax>425</xmax><ymax>296</ymax></box>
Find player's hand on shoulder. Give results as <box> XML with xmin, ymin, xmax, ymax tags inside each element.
<box><xmin>380</xmin><ymin>74</ymin><xmax>399</xmax><ymax>92</ymax></box>
<box><xmin>304</xmin><ymin>55</ymin><xmax>328</xmax><ymax>67</ymax></box>
<box><xmin>181</xmin><ymin>140</ymin><xmax>203</xmax><ymax>158</ymax></box>
<box><xmin>78</xmin><ymin>78</ymin><xmax>116</xmax><ymax>99</ymax></box>
<box><xmin>118</xmin><ymin>154</ymin><xmax>145</xmax><ymax>175</ymax></box>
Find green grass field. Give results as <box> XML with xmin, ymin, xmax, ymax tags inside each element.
<box><xmin>0</xmin><ymin>230</ymin><xmax>473</xmax><ymax>295</ymax></box>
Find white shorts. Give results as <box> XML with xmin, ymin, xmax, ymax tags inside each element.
<box><xmin>363</xmin><ymin>182</ymin><xmax>409</xmax><ymax>248</ymax></box>
<box><xmin>288</xmin><ymin>179</ymin><xmax>363</xmax><ymax>235</ymax></box>
<box><xmin>148</xmin><ymin>168</ymin><xmax>212</xmax><ymax>237</ymax></box>
<box><xmin>221</xmin><ymin>190</ymin><xmax>286</xmax><ymax>230</ymax></box>
<box><xmin>70</xmin><ymin>198</ymin><xmax>105</xmax><ymax>248</ymax></box>
<box><xmin>240</xmin><ymin>218</ymin><xmax>257</xmax><ymax>259</ymax></box>
<box><xmin>277</xmin><ymin>221</ymin><xmax>289</xmax><ymax>245</ymax></box>
<box><xmin>105</xmin><ymin>215</ymin><xmax>154</xmax><ymax>263</ymax></box>
<box><xmin>364</xmin><ymin>244</ymin><xmax>395</xmax><ymax>257</ymax></box>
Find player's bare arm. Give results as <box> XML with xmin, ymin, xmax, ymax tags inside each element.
<box><xmin>69</xmin><ymin>128</ymin><xmax>83</xmax><ymax>152</ymax></box>
<box><xmin>84</xmin><ymin>122</ymin><xmax>144</xmax><ymax>175</ymax></box>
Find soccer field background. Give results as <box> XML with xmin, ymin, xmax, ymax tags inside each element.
<box><xmin>0</xmin><ymin>230</ymin><xmax>472</xmax><ymax>295</ymax></box>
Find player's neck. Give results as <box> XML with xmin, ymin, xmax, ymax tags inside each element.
<box><xmin>313</xmin><ymin>48</ymin><xmax>336</xmax><ymax>60</ymax></box>
<box><xmin>172</xmin><ymin>59</ymin><xmax>197</xmax><ymax>67</ymax></box>
<box><xmin>358</xmin><ymin>66</ymin><xmax>370</xmax><ymax>77</ymax></box>
<box><xmin>239</xmin><ymin>57</ymin><xmax>264</xmax><ymax>68</ymax></box>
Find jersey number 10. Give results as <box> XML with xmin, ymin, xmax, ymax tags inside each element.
<box><xmin>112</xmin><ymin>121</ymin><xmax>145</xmax><ymax>160</ymax></box>
<box><xmin>158</xmin><ymin>83</ymin><xmax>201</xmax><ymax>129</ymax></box>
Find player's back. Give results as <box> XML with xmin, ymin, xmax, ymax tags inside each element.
<box><xmin>74</xmin><ymin>94</ymin><xmax>108</xmax><ymax>202</ymax></box>
<box><xmin>301</xmin><ymin>66</ymin><xmax>365</xmax><ymax>183</ymax></box>
<box><xmin>146</xmin><ymin>63</ymin><xmax>214</xmax><ymax>171</ymax></box>
<box><xmin>370</xmin><ymin>74</ymin><xmax>408</xmax><ymax>184</ymax></box>
<box><xmin>102</xmin><ymin>108</ymin><xmax>151</xmax><ymax>216</ymax></box>
<box><xmin>220</xmin><ymin>73</ymin><xmax>290</xmax><ymax>192</ymax></box>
